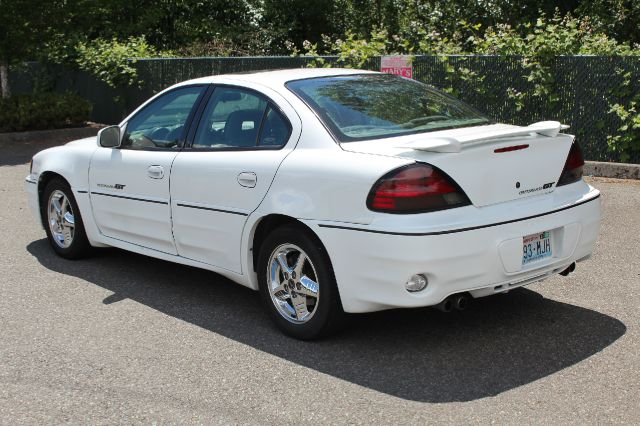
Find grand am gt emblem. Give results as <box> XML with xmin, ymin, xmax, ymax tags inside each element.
<box><xmin>517</xmin><ymin>181</ymin><xmax>555</xmax><ymax>195</ymax></box>
<box><xmin>97</xmin><ymin>183</ymin><xmax>126</xmax><ymax>190</ymax></box>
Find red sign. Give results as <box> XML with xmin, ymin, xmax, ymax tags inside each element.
<box><xmin>380</xmin><ymin>56</ymin><xmax>413</xmax><ymax>79</ymax></box>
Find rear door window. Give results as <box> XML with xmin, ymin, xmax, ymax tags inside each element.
<box><xmin>192</xmin><ymin>87</ymin><xmax>291</xmax><ymax>149</ymax></box>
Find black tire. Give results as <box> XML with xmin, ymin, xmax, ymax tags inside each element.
<box><xmin>41</xmin><ymin>178</ymin><xmax>92</xmax><ymax>259</ymax></box>
<box><xmin>257</xmin><ymin>225</ymin><xmax>346</xmax><ymax>340</ymax></box>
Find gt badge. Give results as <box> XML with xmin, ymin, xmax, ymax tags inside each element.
<box><xmin>97</xmin><ymin>183</ymin><xmax>126</xmax><ymax>190</ymax></box>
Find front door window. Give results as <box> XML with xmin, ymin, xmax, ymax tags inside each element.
<box><xmin>123</xmin><ymin>86</ymin><xmax>205</xmax><ymax>149</ymax></box>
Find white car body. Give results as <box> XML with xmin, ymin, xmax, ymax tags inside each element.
<box><xmin>25</xmin><ymin>68</ymin><xmax>601</xmax><ymax>315</ymax></box>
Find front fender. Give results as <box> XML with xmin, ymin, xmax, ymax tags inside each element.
<box><xmin>29</xmin><ymin>138</ymin><xmax>106</xmax><ymax>247</ymax></box>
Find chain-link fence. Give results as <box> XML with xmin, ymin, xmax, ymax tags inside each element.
<box><xmin>410</xmin><ymin>56</ymin><xmax>640</xmax><ymax>164</ymax></box>
<box><xmin>11</xmin><ymin>55</ymin><xmax>640</xmax><ymax>163</ymax></box>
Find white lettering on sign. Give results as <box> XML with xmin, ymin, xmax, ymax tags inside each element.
<box><xmin>380</xmin><ymin>56</ymin><xmax>413</xmax><ymax>79</ymax></box>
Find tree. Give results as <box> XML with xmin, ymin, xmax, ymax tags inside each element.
<box><xmin>84</xmin><ymin>0</ymin><xmax>255</xmax><ymax>50</ymax></box>
<box><xmin>0</xmin><ymin>0</ymin><xmax>60</xmax><ymax>97</ymax></box>
<box><xmin>259</xmin><ymin>0</ymin><xmax>350</xmax><ymax>53</ymax></box>
<box><xmin>0</xmin><ymin>0</ymin><xmax>258</xmax><ymax>97</ymax></box>
<box><xmin>577</xmin><ymin>0</ymin><xmax>640</xmax><ymax>45</ymax></box>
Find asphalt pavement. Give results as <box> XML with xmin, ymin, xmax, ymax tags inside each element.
<box><xmin>1</xmin><ymin>142</ymin><xmax>638</xmax><ymax>424</ymax></box>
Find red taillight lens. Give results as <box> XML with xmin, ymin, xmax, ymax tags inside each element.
<box><xmin>557</xmin><ymin>142</ymin><xmax>584</xmax><ymax>186</ymax></box>
<box><xmin>367</xmin><ymin>163</ymin><xmax>471</xmax><ymax>213</ymax></box>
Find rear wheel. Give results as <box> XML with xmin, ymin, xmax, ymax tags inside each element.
<box><xmin>258</xmin><ymin>225</ymin><xmax>345</xmax><ymax>340</ymax></box>
<box><xmin>41</xmin><ymin>178</ymin><xmax>91</xmax><ymax>259</ymax></box>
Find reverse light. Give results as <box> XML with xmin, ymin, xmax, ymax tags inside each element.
<box><xmin>406</xmin><ymin>274</ymin><xmax>428</xmax><ymax>292</ymax></box>
<box><xmin>367</xmin><ymin>163</ymin><xmax>470</xmax><ymax>213</ymax></box>
<box><xmin>557</xmin><ymin>142</ymin><xmax>584</xmax><ymax>186</ymax></box>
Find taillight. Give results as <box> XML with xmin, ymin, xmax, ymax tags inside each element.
<box><xmin>367</xmin><ymin>163</ymin><xmax>471</xmax><ymax>213</ymax></box>
<box><xmin>557</xmin><ymin>142</ymin><xmax>584</xmax><ymax>186</ymax></box>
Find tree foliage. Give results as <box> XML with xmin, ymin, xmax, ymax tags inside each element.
<box><xmin>0</xmin><ymin>0</ymin><xmax>79</xmax><ymax>62</ymax></box>
<box><xmin>3</xmin><ymin>0</ymin><xmax>640</xmax><ymax>160</ymax></box>
<box><xmin>5</xmin><ymin>0</ymin><xmax>640</xmax><ymax>62</ymax></box>
<box><xmin>0</xmin><ymin>0</ymin><xmax>60</xmax><ymax>96</ymax></box>
<box><xmin>75</xmin><ymin>37</ymin><xmax>162</xmax><ymax>91</ymax></box>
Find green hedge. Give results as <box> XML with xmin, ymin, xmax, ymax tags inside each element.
<box><xmin>0</xmin><ymin>93</ymin><xmax>92</xmax><ymax>133</ymax></box>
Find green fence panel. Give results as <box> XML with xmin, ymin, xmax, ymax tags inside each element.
<box><xmin>10</xmin><ymin>55</ymin><xmax>640</xmax><ymax>163</ymax></box>
<box><xmin>9</xmin><ymin>62</ymin><xmax>123</xmax><ymax>124</ymax></box>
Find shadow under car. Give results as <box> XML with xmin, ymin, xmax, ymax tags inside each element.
<box><xmin>27</xmin><ymin>238</ymin><xmax>626</xmax><ymax>403</ymax></box>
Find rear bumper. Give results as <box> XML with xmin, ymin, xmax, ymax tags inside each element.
<box><xmin>311</xmin><ymin>185</ymin><xmax>601</xmax><ymax>313</ymax></box>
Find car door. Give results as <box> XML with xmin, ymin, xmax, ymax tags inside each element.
<box><xmin>170</xmin><ymin>84</ymin><xmax>301</xmax><ymax>273</ymax></box>
<box><xmin>89</xmin><ymin>85</ymin><xmax>207</xmax><ymax>254</ymax></box>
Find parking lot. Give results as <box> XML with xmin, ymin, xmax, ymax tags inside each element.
<box><xmin>1</xmin><ymin>140</ymin><xmax>638</xmax><ymax>424</ymax></box>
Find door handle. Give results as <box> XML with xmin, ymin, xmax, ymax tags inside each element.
<box><xmin>147</xmin><ymin>165</ymin><xmax>164</xmax><ymax>179</ymax></box>
<box><xmin>237</xmin><ymin>172</ymin><xmax>257</xmax><ymax>188</ymax></box>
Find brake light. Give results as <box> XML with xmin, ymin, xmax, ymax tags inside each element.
<box><xmin>494</xmin><ymin>144</ymin><xmax>529</xmax><ymax>153</ymax></box>
<box><xmin>557</xmin><ymin>142</ymin><xmax>584</xmax><ymax>186</ymax></box>
<box><xmin>367</xmin><ymin>163</ymin><xmax>471</xmax><ymax>213</ymax></box>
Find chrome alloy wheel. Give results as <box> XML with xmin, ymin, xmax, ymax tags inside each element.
<box><xmin>267</xmin><ymin>243</ymin><xmax>320</xmax><ymax>323</ymax></box>
<box><xmin>47</xmin><ymin>189</ymin><xmax>75</xmax><ymax>249</ymax></box>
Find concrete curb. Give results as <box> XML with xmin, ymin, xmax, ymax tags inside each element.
<box><xmin>584</xmin><ymin>161</ymin><xmax>640</xmax><ymax>180</ymax></box>
<box><xmin>0</xmin><ymin>126</ymin><xmax>101</xmax><ymax>145</ymax></box>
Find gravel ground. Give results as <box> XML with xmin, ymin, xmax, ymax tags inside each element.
<box><xmin>0</xmin><ymin>142</ymin><xmax>638</xmax><ymax>424</ymax></box>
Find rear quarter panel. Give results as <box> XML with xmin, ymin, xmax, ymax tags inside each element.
<box><xmin>241</xmin><ymin>141</ymin><xmax>412</xmax><ymax>290</ymax></box>
<box><xmin>256</xmin><ymin>147</ymin><xmax>411</xmax><ymax>225</ymax></box>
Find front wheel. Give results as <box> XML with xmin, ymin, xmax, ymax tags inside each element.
<box><xmin>257</xmin><ymin>225</ymin><xmax>346</xmax><ymax>340</ymax></box>
<box><xmin>41</xmin><ymin>178</ymin><xmax>91</xmax><ymax>259</ymax></box>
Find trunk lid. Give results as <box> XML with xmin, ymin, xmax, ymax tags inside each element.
<box><xmin>342</xmin><ymin>123</ymin><xmax>574</xmax><ymax>207</ymax></box>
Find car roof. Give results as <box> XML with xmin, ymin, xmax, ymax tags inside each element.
<box><xmin>177</xmin><ymin>68</ymin><xmax>379</xmax><ymax>90</ymax></box>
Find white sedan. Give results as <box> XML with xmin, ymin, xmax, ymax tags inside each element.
<box><xmin>25</xmin><ymin>68</ymin><xmax>601</xmax><ymax>339</ymax></box>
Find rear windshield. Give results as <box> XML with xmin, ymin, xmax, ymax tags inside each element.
<box><xmin>286</xmin><ymin>74</ymin><xmax>490</xmax><ymax>142</ymax></box>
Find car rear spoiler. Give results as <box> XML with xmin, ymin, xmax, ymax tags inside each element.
<box><xmin>399</xmin><ymin>121</ymin><xmax>570</xmax><ymax>153</ymax></box>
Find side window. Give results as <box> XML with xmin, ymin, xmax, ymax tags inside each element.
<box><xmin>122</xmin><ymin>86</ymin><xmax>205</xmax><ymax>149</ymax></box>
<box><xmin>258</xmin><ymin>107</ymin><xmax>291</xmax><ymax>146</ymax></box>
<box><xmin>192</xmin><ymin>87</ymin><xmax>290</xmax><ymax>149</ymax></box>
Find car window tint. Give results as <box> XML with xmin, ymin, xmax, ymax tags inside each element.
<box><xmin>122</xmin><ymin>86</ymin><xmax>205</xmax><ymax>149</ymax></box>
<box><xmin>193</xmin><ymin>88</ymin><xmax>268</xmax><ymax>149</ymax></box>
<box><xmin>258</xmin><ymin>107</ymin><xmax>291</xmax><ymax>146</ymax></box>
<box><xmin>286</xmin><ymin>74</ymin><xmax>490</xmax><ymax>142</ymax></box>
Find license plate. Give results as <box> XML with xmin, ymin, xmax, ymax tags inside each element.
<box><xmin>522</xmin><ymin>231</ymin><xmax>552</xmax><ymax>265</ymax></box>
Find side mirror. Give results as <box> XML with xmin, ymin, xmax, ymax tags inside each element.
<box><xmin>97</xmin><ymin>125</ymin><xmax>121</xmax><ymax>148</ymax></box>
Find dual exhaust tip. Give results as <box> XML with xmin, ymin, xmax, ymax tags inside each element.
<box><xmin>435</xmin><ymin>294</ymin><xmax>469</xmax><ymax>313</ymax></box>
<box><xmin>559</xmin><ymin>262</ymin><xmax>576</xmax><ymax>276</ymax></box>
<box><xmin>436</xmin><ymin>262</ymin><xmax>577</xmax><ymax>312</ymax></box>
